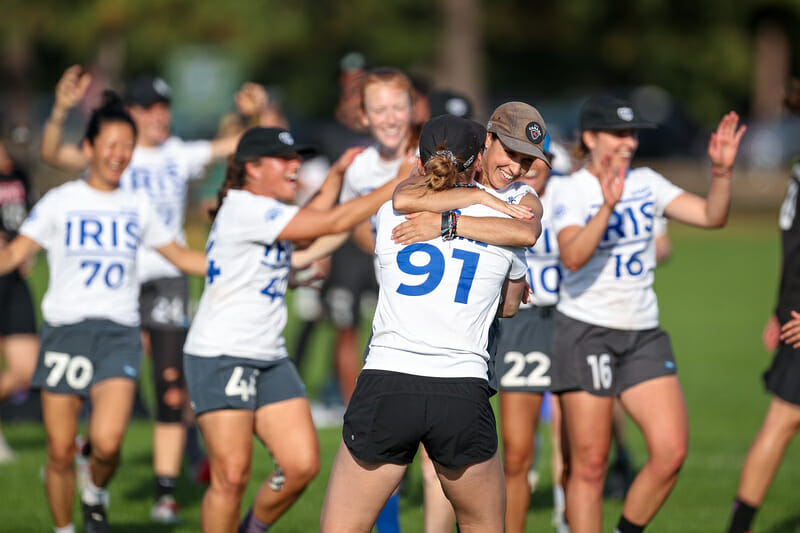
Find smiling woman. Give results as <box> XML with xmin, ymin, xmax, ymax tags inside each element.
<box><xmin>183</xmin><ymin>126</ymin><xmax>405</xmax><ymax>533</ymax></box>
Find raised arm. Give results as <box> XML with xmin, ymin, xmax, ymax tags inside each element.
<box><xmin>208</xmin><ymin>82</ymin><xmax>270</xmax><ymax>160</ymax></box>
<box><xmin>40</xmin><ymin>65</ymin><xmax>91</xmax><ymax>172</ymax></box>
<box><xmin>156</xmin><ymin>242</ymin><xmax>206</xmax><ymax>277</ymax></box>
<box><xmin>0</xmin><ymin>235</ymin><xmax>41</xmax><ymax>277</ymax></box>
<box><xmin>290</xmin><ymin>232</ymin><xmax>350</xmax><ymax>269</ymax></box>
<box><xmin>663</xmin><ymin>111</ymin><xmax>746</xmax><ymax>228</ymax></box>
<box><xmin>303</xmin><ymin>146</ymin><xmax>366</xmax><ymax>210</ymax></box>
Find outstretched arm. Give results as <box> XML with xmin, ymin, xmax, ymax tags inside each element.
<box><xmin>497</xmin><ymin>276</ymin><xmax>527</xmax><ymax>318</ymax></box>
<box><xmin>156</xmin><ymin>242</ymin><xmax>206</xmax><ymax>277</ymax></box>
<box><xmin>304</xmin><ymin>146</ymin><xmax>366</xmax><ymax>210</ymax></box>
<box><xmin>0</xmin><ymin>235</ymin><xmax>41</xmax><ymax>277</ymax></box>
<box><xmin>663</xmin><ymin>111</ymin><xmax>746</xmax><ymax>228</ymax></box>
<box><xmin>40</xmin><ymin>65</ymin><xmax>91</xmax><ymax>172</ymax></box>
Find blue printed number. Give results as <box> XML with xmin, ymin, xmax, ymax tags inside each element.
<box><xmin>261</xmin><ymin>277</ymin><xmax>287</xmax><ymax>301</ymax></box>
<box><xmin>80</xmin><ymin>260</ymin><xmax>125</xmax><ymax>289</ymax></box>
<box><xmin>613</xmin><ymin>250</ymin><xmax>644</xmax><ymax>278</ymax></box>
<box><xmin>396</xmin><ymin>243</ymin><xmax>480</xmax><ymax>304</ymax></box>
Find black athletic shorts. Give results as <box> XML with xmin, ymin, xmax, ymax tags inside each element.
<box><xmin>495</xmin><ymin>306</ymin><xmax>555</xmax><ymax>393</ymax></box>
<box><xmin>764</xmin><ymin>342</ymin><xmax>800</xmax><ymax>406</ymax></box>
<box><xmin>139</xmin><ymin>276</ymin><xmax>190</xmax><ymax>331</ymax></box>
<box><xmin>0</xmin><ymin>271</ymin><xmax>37</xmax><ymax>336</ymax></box>
<box><xmin>343</xmin><ymin>370</ymin><xmax>497</xmax><ymax>469</ymax></box>
<box><xmin>322</xmin><ymin>241</ymin><xmax>377</xmax><ymax>328</ymax></box>
<box><xmin>551</xmin><ymin>311</ymin><xmax>677</xmax><ymax>397</ymax></box>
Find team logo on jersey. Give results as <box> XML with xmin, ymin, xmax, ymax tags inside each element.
<box><xmin>265</xmin><ymin>207</ymin><xmax>283</xmax><ymax>221</ymax></box>
<box><xmin>278</xmin><ymin>132</ymin><xmax>295</xmax><ymax>146</ymax></box>
<box><xmin>617</xmin><ymin>107</ymin><xmax>634</xmax><ymax>122</ymax></box>
<box><xmin>526</xmin><ymin>122</ymin><xmax>544</xmax><ymax>144</ymax></box>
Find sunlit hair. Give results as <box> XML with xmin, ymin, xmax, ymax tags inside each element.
<box><xmin>416</xmin><ymin>143</ymin><xmax>475</xmax><ymax>192</ymax></box>
<box><xmin>361</xmin><ymin>68</ymin><xmax>417</xmax><ymax>152</ymax></box>
<box><xmin>83</xmin><ymin>90</ymin><xmax>137</xmax><ymax>145</ymax></box>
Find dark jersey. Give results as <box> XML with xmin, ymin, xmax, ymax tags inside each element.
<box><xmin>0</xmin><ymin>165</ymin><xmax>34</xmax><ymax>240</ymax></box>
<box><xmin>777</xmin><ymin>160</ymin><xmax>800</xmax><ymax>324</ymax></box>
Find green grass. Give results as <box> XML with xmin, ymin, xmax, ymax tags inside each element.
<box><xmin>2</xmin><ymin>212</ymin><xmax>800</xmax><ymax>532</ymax></box>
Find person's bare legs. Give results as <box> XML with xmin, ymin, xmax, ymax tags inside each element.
<box><xmin>41</xmin><ymin>391</ymin><xmax>83</xmax><ymax>527</ymax></box>
<box><xmin>197</xmin><ymin>409</ymin><xmax>255</xmax><ymax>533</ymax></box>
<box><xmin>0</xmin><ymin>334</ymin><xmax>38</xmax><ymax>400</ymax></box>
<box><xmin>734</xmin><ymin>395</ymin><xmax>800</xmax><ymax>506</ymax></box>
<box><xmin>618</xmin><ymin>376</ymin><xmax>688</xmax><ymax>526</ymax></box>
<box><xmin>251</xmin><ymin>397</ymin><xmax>320</xmax><ymax>525</ymax></box>
<box><xmin>419</xmin><ymin>445</ymin><xmax>456</xmax><ymax>533</ymax></box>
<box><xmin>560</xmin><ymin>391</ymin><xmax>614</xmax><ymax>533</ymax></box>
<box><xmin>434</xmin><ymin>451</ymin><xmax>506</xmax><ymax>533</ymax></box>
<box><xmin>86</xmin><ymin>378</ymin><xmax>136</xmax><ymax>487</ymax></box>
<box><xmin>499</xmin><ymin>390</ymin><xmax>543</xmax><ymax>533</ymax></box>
<box><xmin>321</xmin><ymin>441</ymin><xmax>407</xmax><ymax>533</ymax></box>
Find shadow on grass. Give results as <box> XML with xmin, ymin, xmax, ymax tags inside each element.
<box><xmin>765</xmin><ymin>514</ymin><xmax>800</xmax><ymax>533</ymax></box>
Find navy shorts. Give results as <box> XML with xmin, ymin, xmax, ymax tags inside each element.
<box><xmin>343</xmin><ymin>370</ymin><xmax>497</xmax><ymax>469</ymax></box>
<box><xmin>31</xmin><ymin>320</ymin><xmax>142</xmax><ymax>397</ymax></box>
<box><xmin>0</xmin><ymin>271</ymin><xmax>37</xmax><ymax>336</ymax></box>
<box><xmin>495</xmin><ymin>306</ymin><xmax>555</xmax><ymax>393</ymax></box>
<box><xmin>184</xmin><ymin>354</ymin><xmax>306</xmax><ymax>416</ymax></box>
<box><xmin>551</xmin><ymin>311</ymin><xmax>677</xmax><ymax>397</ymax></box>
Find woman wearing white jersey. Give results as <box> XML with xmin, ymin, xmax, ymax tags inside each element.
<box><xmin>389</xmin><ymin>102</ymin><xmax>548</xmax><ymax>533</ymax></box>
<box><xmin>183</xmin><ymin>126</ymin><xmax>403</xmax><ymax>533</ymax></box>
<box><xmin>547</xmin><ymin>94</ymin><xmax>745</xmax><ymax>533</ymax></box>
<box><xmin>39</xmin><ymin>65</ymin><xmax>269</xmax><ymax>521</ymax></box>
<box><xmin>321</xmin><ymin>114</ymin><xmax>536</xmax><ymax>533</ymax></box>
<box><xmin>0</xmin><ymin>93</ymin><xmax>205</xmax><ymax>533</ymax></box>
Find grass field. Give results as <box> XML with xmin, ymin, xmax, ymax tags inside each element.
<box><xmin>2</xmin><ymin>211</ymin><xmax>799</xmax><ymax>532</ymax></box>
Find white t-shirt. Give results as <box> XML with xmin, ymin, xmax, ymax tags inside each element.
<box><xmin>522</xmin><ymin>188</ymin><xmax>561</xmax><ymax>308</ymax></box>
<box><xmin>340</xmin><ymin>144</ymin><xmax>404</xmax><ymax>233</ymax></box>
<box><xmin>364</xmin><ymin>201</ymin><xmax>527</xmax><ymax>380</ymax></box>
<box><xmin>20</xmin><ymin>180</ymin><xmax>172</xmax><ymax>326</ymax></box>
<box><xmin>121</xmin><ymin>137</ymin><xmax>212</xmax><ymax>282</ymax></box>
<box><xmin>549</xmin><ymin>167</ymin><xmax>684</xmax><ymax>330</ymax></box>
<box><xmin>184</xmin><ymin>190</ymin><xmax>299</xmax><ymax>361</ymax></box>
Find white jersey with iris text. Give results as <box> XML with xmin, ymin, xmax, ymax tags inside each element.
<box><xmin>364</xmin><ymin>201</ymin><xmax>527</xmax><ymax>381</ymax></box>
<box><xmin>521</xmin><ymin>188</ymin><xmax>561</xmax><ymax>308</ymax></box>
<box><xmin>122</xmin><ymin>137</ymin><xmax>212</xmax><ymax>282</ymax></box>
<box><xmin>19</xmin><ymin>180</ymin><xmax>173</xmax><ymax>326</ymax></box>
<box><xmin>184</xmin><ymin>189</ymin><xmax>299</xmax><ymax>361</ymax></box>
<box><xmin>549</xmin><ymin>167</ymin><xmax>683</xmax><ymax>330</ymax></box>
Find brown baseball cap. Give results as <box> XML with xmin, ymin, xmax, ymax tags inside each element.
<box><xmin>486</xmin><ymin>102</ymin><xmax>551</xmax><ymax>167</ymax></box>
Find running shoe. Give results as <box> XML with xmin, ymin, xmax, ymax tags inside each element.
<box><xmin>150</xmin><ymin>494</ymin><xmax>182</xmax><ymax>524</ymax></box>
<box><xmin>81</xmin><ymin>501</ymin><xmax>110</xmax><ymax>533</ymax></box>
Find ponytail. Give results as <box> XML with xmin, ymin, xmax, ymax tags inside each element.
<box><xmin>209</xmin><ymin>155</ymin><xmax>248</xmax><ymax>220</ymax></box>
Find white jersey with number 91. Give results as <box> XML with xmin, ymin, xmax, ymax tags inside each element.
<box><xmin>364</xmin><ymin>201</ymin><xmax>527</xmax><ymax>381</ymax></box>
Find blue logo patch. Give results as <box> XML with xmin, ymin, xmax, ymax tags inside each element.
<box><xmin>664</xmin><ymin>361</ymin><xmax>676</xmax><ymax>370</ymax></box>
<box><xmin>123</xmin><ymin>365</ymin><xmax>138</xmax><ymax>378</ymax></box>
<box><xmin>265</xmin><ymin>207</ymin><xmax>282</xmax><ymax>221</ymax></box>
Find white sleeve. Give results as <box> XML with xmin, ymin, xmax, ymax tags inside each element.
<box><xmin>231</xmin><ymin>197</ymin><xmax>300</xmax><ymax>245</ymax></box>
<box><xmin>140</xmin><ymin>196</ymin><xmax>176</xmax><ymax>249</ymax></box>
<box><xmin>179</xmin><ymin>140</ymin><xmax>214</xmax><ymax>181</ymax></box>
<box><xmin>19</xmin><ymin>190</ymin><xmax>57</xmax><ymax>249</ymax></box>
<box><xmin>644</xmin><ymin>168</ymin><xmax>684</xmax><ymax>216</ymax></box>
<box><xmin>508</xmin><ymin>247</ymin><xmax>528</xmax><ymax>279</ymax></box>
<box><xmin>549</xmin><ymin>177</ymin><xmax>589</xmax><ymax>235</ymax></box>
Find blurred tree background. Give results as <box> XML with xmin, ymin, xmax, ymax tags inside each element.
<box><xmin>1</xmin><ymin>0</ymin><xmax>799</xmax><ymax>147</ymax></box>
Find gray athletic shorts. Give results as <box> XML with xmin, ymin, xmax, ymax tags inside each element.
<box><xmin>495</xmin><ymin>306</ymin><xmax>555</xmax><ymax>393</ymax></box>
<box><xmin>139</xmin><ymin>276</ymin><xmax>190</xmax><ymax>330</ymax></box>
<box><xmin>184</xmin><ymin>354</ymin><xmax>306</xmax><ymax>416</ymax></box>
<box><xmin>551</xmin><ymin>311</ymin><xmax>677</xmax><ymax>397</ymax></box>
<box><xmin>31</xmin><ymin>320</ymin><xmax>142</xmax><ymax>397</ymax></box>
<box><xmin>764</xmin><ymin>342</ymin><xmax>800</xmax><ymax>406</ymax></box>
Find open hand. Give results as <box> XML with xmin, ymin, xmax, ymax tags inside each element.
<box><xmin>235</xmin><ymin>82</ymin><xmax>269</xmax><ymax>118</ymax></box>
<box><xmin>779</xmin><ymin>310</ymin><xmax>800</xmax><ymax>348</ymax></box>
<box><xmin>55</xmin><ymin>65</ymin><xmax>91</xmax><ymax>112</ymax></box>
<box><xmin>598</xmin><ymin>155</ymin><xmax>625</xmax><ymax>208</ymax></box>
<box><xmin>708</xmin><ymin>111</ymin><xmax>746</xmax><ymax>175</ymax></box>
<box><xmin>392</xmin><ymin>211</ymin><xmax>440</xmax><ymax>244</ymax></box>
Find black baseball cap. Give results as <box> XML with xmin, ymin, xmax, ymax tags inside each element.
<box><xmin>123</xmin><ymin>75</ymin><xmax>172</xmax><ymax>107</ymax></box>
<box><xmin>429</xmin><ymin>89</ymin><xmax>473</xmax><ymax>119</ymax></box>
<box><xmin>579</xmin><ymin>94</ymin><xmax>655</xmax><ymax>131</ymax></box>
<box><xmin>419</xmin><ymin>114</ymin><xmax>486</xmax><ymax>171</ymax></box>
<box><xmin>234</xmin><ymin>127</ymin><xmax>316</xmax><ymax>163</ymax></box>
<box><xmin>486</xmin><ymin>102</ymin><xmax>551</xmax><ymax>168</ymax></box>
